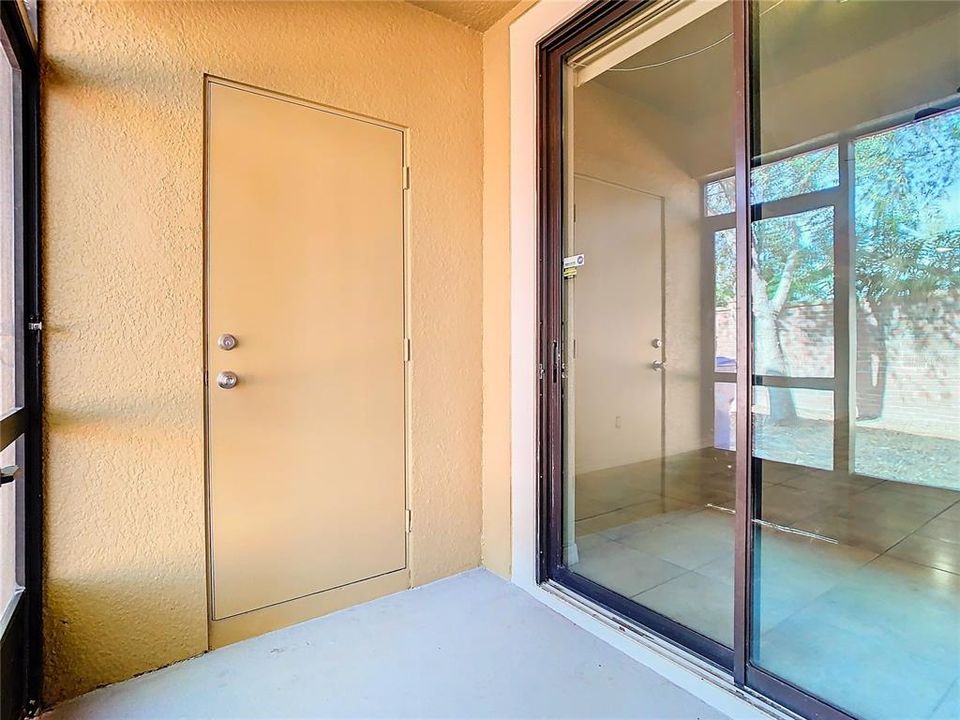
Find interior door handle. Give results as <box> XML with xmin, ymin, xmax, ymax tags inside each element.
<box><xmin>652</xmin><ymin>360</ymin><xmax>666</xmax><ymax>370</ymax></box>
<box><xmin>217</xmin><ymin>371</ymin><xmax>239</xmax><ymax>389</ymax></box>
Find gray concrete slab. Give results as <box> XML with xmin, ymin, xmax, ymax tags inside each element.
<box><xmin>44</xmin><ymin>569</ymin><xmax>732</xmax><ymax>719</ymax></box>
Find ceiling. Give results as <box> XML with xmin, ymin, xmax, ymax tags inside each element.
<box><xmin>588</xmin><ymin>0</ymin><xmax>960</xmax><ymax>174</ymax></box>
<box><xmin>594</xmin><ymin>0</ymin><xmax>960</xmax><ymax>123</ymax></box>
<box><xmin>407</xmin><ymin>1</ymin><xmax>520</xmax><ymax>31</ymax></box>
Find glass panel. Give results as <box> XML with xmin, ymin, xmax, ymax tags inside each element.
<box><xmin>0</xmin><ymin>45</ymin><xmax>15</xmax><ymax>616</ymax></box>
<box><xmin>714</xmin><ymin>382</ymin><xmax>736</xmax><ymax>452</ymax></box>
<box><xmin>0</xmin><ymin>440</ymin><xmax>19</xmax><ymax>609</ymax></box>
<box><xmin>705</xmin><ymin>176</ymin><xmax>736</xmax><ymax>216</ymax></box>
<box><xmin>754</xmin><ymin>387</ymin><xmax>834</xmax><ymax>471</ymax></box>
<box><xmin>853</xmin><ymin>108</ymin><xmax>960</xmax><ymax>489</ymax></box>
<box><xmin>0</xmin><ymin>56</ymin><xmax>13</xmax><ymax>415</ymax></box>
<box><xmin>751</xmin><ymin>145</ymin><xmax>839</xmax><ymax>207</ymax></box>
<box><xmin>750</xmin><ymin>3</ymin><xmax>960</xmax><ymax>720</ymax></box>
<box><xmin>714</xmin><ymin>228</ymin><xmax>736</xmax><ymax>372</ymax></box>
<box><xmin>704</xmin><ymin>145</ymin><xmax>840</xmax><ymax>216</ymax></box>
<box><xmin>563</xmin><ymin>0</ymin><xmax>736</xmax><ymax>647</ymax></box>
<box><xmin>753</xmin><ymin>207</ymin><xmax>835</xmax><ymax>379</ymax></box>
<box><xmin>715</xmin><ymin>207</ymin><xmax>834</xmax><ymax>376</ymax></box>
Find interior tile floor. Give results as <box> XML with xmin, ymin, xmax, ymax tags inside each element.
<box><xmin>43</xmin><ymin>569</ymin><xmax>734</xmax><ymax>720</ymax></box>
<box><xmin>571</xmin><ymin>450</ymin><xmax>960</xmax><ymax>720</ymax></box>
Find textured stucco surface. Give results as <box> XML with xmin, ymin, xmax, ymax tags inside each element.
<box><xmin>42</xmin><ymin>0</ymin><xmax>482</xmax><ymax>704</ymax></box>
<box><xmin>409</xmin><ymin>0</ymin><xmax>519</xmax><ymax>31</ymax></box>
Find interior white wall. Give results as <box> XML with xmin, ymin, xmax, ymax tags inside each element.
<box><xmin>569</xmin><ymin>174</ymin><xmax>664</xmax><ymax>474</ymax></box>
<box><xmin>573</xmin><ymin>81</ymin><xmax>710</xmax><ymax>465</ymax></box>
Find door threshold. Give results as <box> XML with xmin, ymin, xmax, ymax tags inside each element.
<box><xmin>538</xmin><ymin>580</ymin><xmax>802</xmax><ymax>720</ymax></box>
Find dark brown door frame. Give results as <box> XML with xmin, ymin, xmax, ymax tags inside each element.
<box><xmin>0</xmin><ymin>4</ymin><xmax>42</xmax><ymax>720</ymax></box>
<box><xmin>536</xmin><ymin>3</ymin><xmax>862</xmax><ymax>719</ymax></box>
<box><xmin>730</xmin><ymin>0</ymin><xmax>754</xmax><ymax>688</ymax></box>
<box><xmin>537</xmin><ymin>0</ymin><xmax>733</xmax><ymax>674</ymax></box>
<box><xmin>536</xmin><ymin>0</ymin><xmax>647</xmax><ymax>586</ymax></box>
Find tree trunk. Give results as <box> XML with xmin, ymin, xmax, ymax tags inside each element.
<box><xmin>856</xmin><ymin>300</ymin><xmax>888</xmax><ymax>420</ymax></box>
<box><xmin>752</xmin><ymin>255</ymin><xmax>798</xmax><ymax>424</ymax></box>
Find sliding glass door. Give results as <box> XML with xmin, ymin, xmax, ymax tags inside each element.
<box><xmin>749</xmin><ymin>3</ymin><xmax>959</xmax><ymax>719</ymax></box>
<box><xmin>558</xmin><ymin>0</ymin><xmax>737</xmax><ymax>662</ymax></box>
<box><xmin>538</xmin><ymin>2</ymin><xmax>959</xmax><ymax>719</ymax></box>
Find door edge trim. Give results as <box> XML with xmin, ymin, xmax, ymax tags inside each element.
<box><xmin>208</xmin><ymin>568</ymin><xmax>410</xmax><ymax>649</ymax></box>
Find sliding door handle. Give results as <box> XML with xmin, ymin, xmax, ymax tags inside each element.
<box><xmin>0</xmin><ymin>465</ymin><xmax>19</xmax><ymax>486</ymax></box>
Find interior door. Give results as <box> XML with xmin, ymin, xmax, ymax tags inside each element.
<box><xmin>205</xmin><ymin>79</ymin><xmax>407</xmax><ymax>621</ymax></box>
<box><xmin>571</xmin><ymin>175</ymin><xmax>664</xmax><ymax>476</ymax></box>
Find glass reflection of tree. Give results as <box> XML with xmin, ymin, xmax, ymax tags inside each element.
<box><xmin>712</xmin><ymin>108</ymin><xmax>960</xmax><ymax>432</ymax></box>
<box><xmin>855</xmin><ymin>108</ymin><xmax>960</xmax><ymax>421</ymax></box>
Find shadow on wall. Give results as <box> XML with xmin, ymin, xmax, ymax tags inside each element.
<box><xmin>43</xmin><ymin>574</ymin><xmax>206</xmax><ymax>703</ymax></box>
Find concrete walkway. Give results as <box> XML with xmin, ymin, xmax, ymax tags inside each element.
<box><xmin>45</xmin><ymin>569</ymin><xmax>732</xmax><ymax>719</ymax></box>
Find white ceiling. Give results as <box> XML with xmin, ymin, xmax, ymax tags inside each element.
<box><xmin>588</xmin><ymin>0</ymin><xmax>960</xmax><ymax>175</ymax></box>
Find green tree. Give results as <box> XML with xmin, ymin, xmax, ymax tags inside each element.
<box><xmin>712</xmin><ymin>108</ymin><xmax>959</xmax><ymax>424</ymax></box>
<box><xmin>854</xmin><ymin>108</ymin><xmax>960</xmax><ymax>418</ymax></box>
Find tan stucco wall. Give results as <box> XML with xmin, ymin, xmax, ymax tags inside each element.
<box><xmin>41</xmin><ymin>0</ymin><xmax>482</xmax><ymax>704</ymax></box>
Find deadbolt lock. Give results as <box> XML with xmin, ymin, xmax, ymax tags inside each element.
<box><xmin>218</xmin><ymin>333</ymin><xmax>238</xmax><ymax>351</ymax></box>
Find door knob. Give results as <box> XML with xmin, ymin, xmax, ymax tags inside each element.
<box><xmin>218</xmin><ymin>333</ymin><xmax>238</xmax><ymax>351</ymax></box>
<box><xmin>217</xmin><ymin>371</ymin><xmax>239</xmax><ymax>389</ymax></box>
<box><xmin>652</xmin><ymin>360</ymin><xmax>666</xmax><ymax>370</ymax></box>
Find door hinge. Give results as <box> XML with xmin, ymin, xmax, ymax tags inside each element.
<box><xmin>27</xmin><ymin>319</ymin><xmax>42</xmax><ymax>331</ymax></box>
<box><xmin>538</xmin><ymin>362</ymin><xmax>545</xmax><ymax>380</ymax></box>
<box><xmin>403</xmin><ymin>166</ymin><xmax>411</xmax><ymax>190</ymax></box>
<box><xmin>406</xmin><ymin>508</ymin><xmax>412</xmax><ymax>533</ymax></box>
<box><xmin>403</xmin><ymin>337</ymin><xmax>412</xmax><ymax>362</ymax></box>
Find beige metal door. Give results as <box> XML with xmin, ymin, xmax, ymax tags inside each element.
<box><xmin>205</xmin><ymin>79</ymin><xmax>407</xmax><ymax>621</ymax></box>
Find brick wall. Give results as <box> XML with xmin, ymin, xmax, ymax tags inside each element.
<box><xmin>714</xmin><ymin>291</ymin><xmax>960</xmax><ymax>439</ymax></box>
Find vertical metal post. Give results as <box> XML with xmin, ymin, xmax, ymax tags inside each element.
<box><xmin>732</xmin><ymin>0</ymin><xmax>755</xmax><ymax>687</ymax></box>
<box><xmin>834</xmin><ymin>139</ymin><xmax>856</xmax><ymax>476</ymax></box>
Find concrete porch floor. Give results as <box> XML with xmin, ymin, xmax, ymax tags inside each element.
<box><xmin>44</xmin><ymin>569</ymin><xmax>734</xmax><ymax>719</ymax></box>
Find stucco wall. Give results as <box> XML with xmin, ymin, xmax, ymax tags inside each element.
<box><xmin>41</xmin><ymin>0</ymin><xmax>482</xmax><ymax>704</ymax></box>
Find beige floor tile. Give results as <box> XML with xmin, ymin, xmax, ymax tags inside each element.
<box><xmin>633</xmin><ymin>571</ymin><xmax>733</xmax><ymax>646</ymax></box>
<box><xmin>917</xmin><ymin>514</ymin><xmax>960</xmax><ymax>545</ymax></box>
<box><xmin>571</xmin><ymin>540</ymin><xmax>688</xmax><ymax>598</ymax></box>
<box><xmin>887</xmin><ymin>533</ymin><xmax>960</xmax><ymax>575</ymax></box>
<box><xmin>755</xmin><ymin>554</ymin><xmax>959</xmax><ymax>720</ymax></box>
<box><xmin>931</xmin><ymin>681</ymin><xmax>959</xmax><ymax>720</ymax></box>
<box><xmin>791</xmin><ymin>512</ymin><xmax>914</xmax><ymax>554</ymax></box>
<box><xmin>618</xmin><ymin>518</ymin><xmax>733</xmax><ymax>571</ymax></box>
